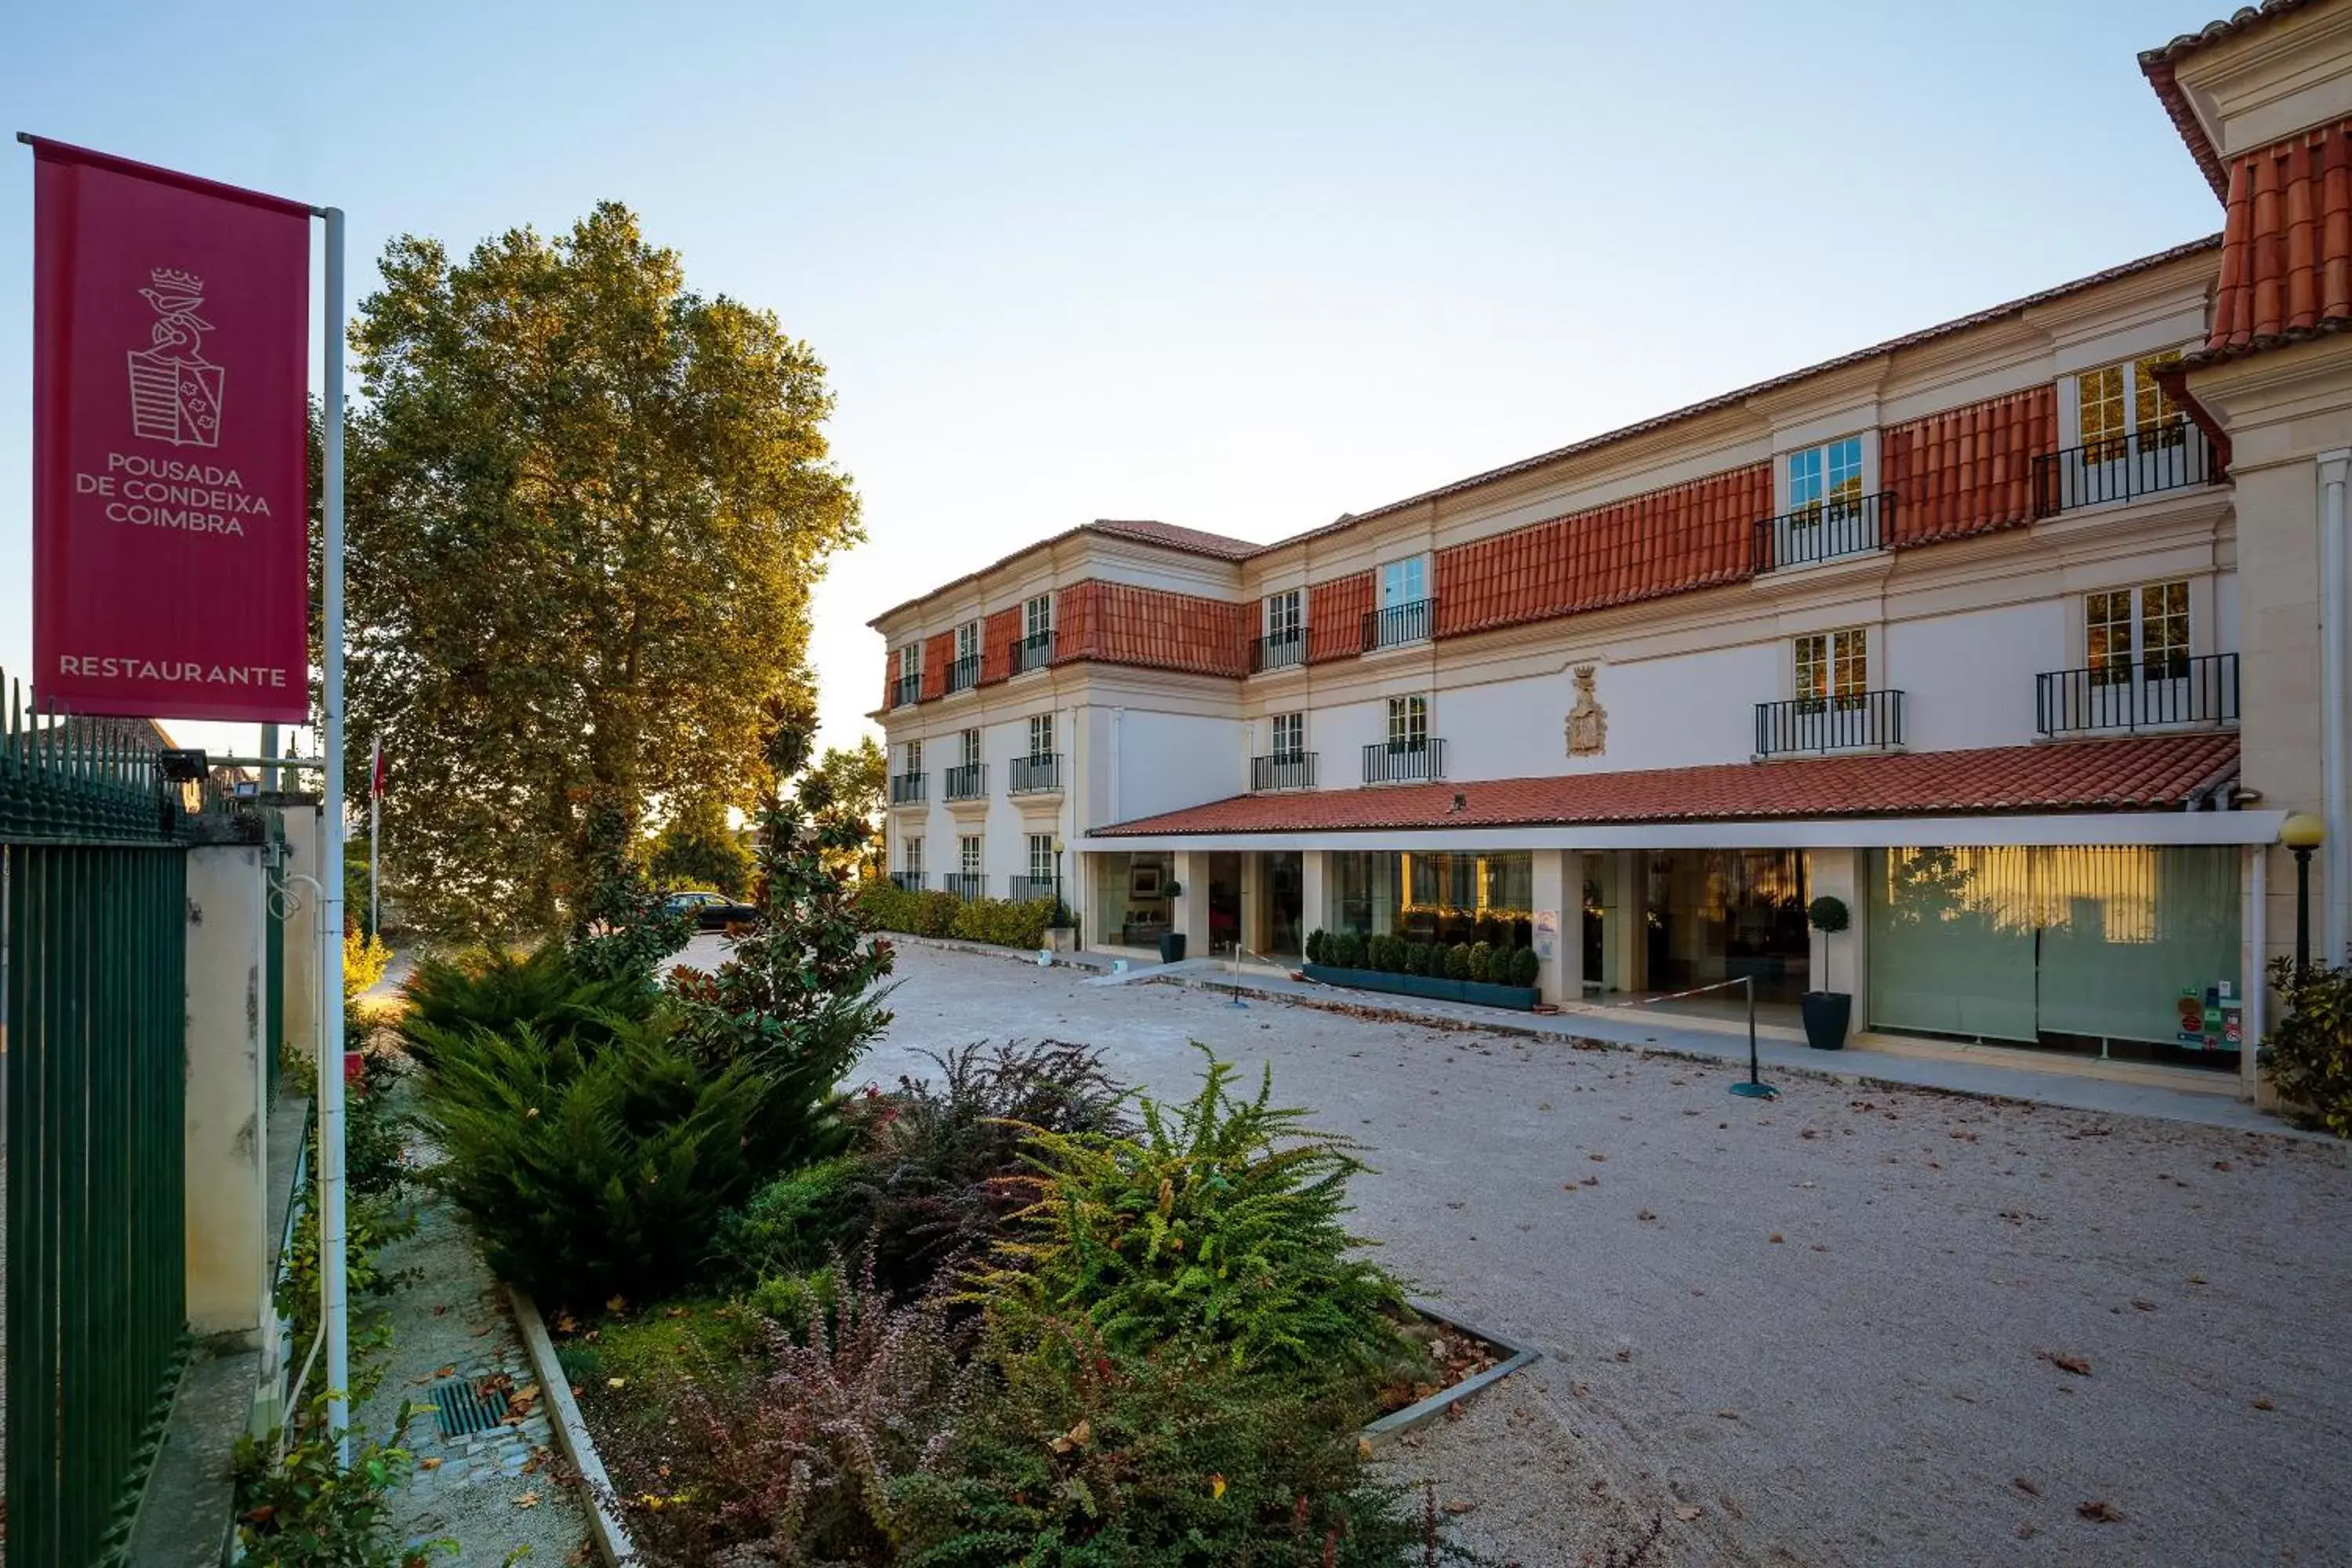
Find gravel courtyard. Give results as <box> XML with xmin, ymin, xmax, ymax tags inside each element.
<box><xmin>840</xmin><ymin>939</ymin><xmax>2352</xmax><ymax>1568</ymax></box>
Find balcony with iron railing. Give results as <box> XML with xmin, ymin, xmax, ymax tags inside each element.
<box><xmin>1013</xmin><ymin>630</ymin><xmax>1055</xmax><ymax>674</ymax></box>
<box><xmin>1755</xmin><ymin>689</ymin><xmax>1906</xmax><ymax>758</ymax></box>
<box><xmin>2032</xmin><ymin>423</ymin><xmax>2220</xmax><ymax>517</ymax></box>
<box><xmin>1009</xmin><ymin>875</ymin><xmax>1061</xmax><ymax>904</ymax></box>
<box><xmin>945</xmin><ymin>655</ymin><xmax>981</xmax><ymax>694</ymax></box>
<box><xmin>1009</xmin><ymin>753</ymin><xmax>1062</xmax><ymax>795</ymax></box>
<box><xmin>1361</xmin><ymin>598</ymin><xmax>1436</xmax><ymax>652</ymax></box>
<box><xmin>2035</xmin><ymin>652</ymin><xmax>2238</xmax><ymax>736</ymax></box>
<box><xmin>1252</xmin><ymin>630</ymin><xmax>1306</xmax><ymax>673</ymax></box>
<box><xmin>1252</xmin><ymin>752</ymin><xmax>1316</xmax><ymax>791</ymax></box>
<box><xmin>888</xmin><ymin>771</ymin><xmax>926</xmax><ymax>806</ymax></box>
<box><xmin>889</xmin><ymin>871</ymin><xmax>925</xmax><ymax>891</ymax></box>
<box><xmin>1753</xmin><ymin>492</ymin><xmax>1893</xmax><ymax>573</ymax></box>
<box><xmin>943</xmin><ymin>763</ymin><xmax>988</xmax><ymax>802</ymax></box>
<box><xmin>1363</xmin><ymin>737</ymin><xmax>1445</xmax><ymax>785</ymax></box>
<box><xmin>891</xmin><ymin>672</ymin><xmax>922</xmax><ymax>708</ymax></box>
<box><xmin>942</xmin><ymin>873</ymin><xmax>986</xmax><ymax>899</ymax></box>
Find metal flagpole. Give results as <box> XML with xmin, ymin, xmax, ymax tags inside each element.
<box><xmin>318</xmin><ymin>204</ymin><xmax>353</xmax><ymax>1463</ymax></box>
<box><xmin>368</xmin><ymin>735</ymin><xmax>380</xmax><ymax>938</ymax></box>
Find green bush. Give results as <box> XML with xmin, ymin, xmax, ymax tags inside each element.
<box><xmin>1444</xmin><ymin>943</ymin><xmax>1472</xmax><ymax>981</ymax></box>
<box><xmin>1508</xmin><ymin>945</ymin><xmax>1541</xmax><ymax>988</ymax></box>
<box><xmin>857</xmin><ymin>884</ymin><xmax>1054</xmax><ymax>949</ymax></box>
<box><xmin>1305</xmin><ymin>929</ymin><xmax>1328</xmax><ymax>964</ymax></box>
<box><xmin>397</xmin><ymin>942</ymin><xmax>654</xmax><ymax>1070</ymax></box>
<box><xmin>2263</xmin><ymin>956</ymin><xmax>2352</xmax><ymax>1137</ymax></box>
<box><xmin>1466</xmin><ymin>941</ymin><xmax>1494</xmax><ymax>983</ymax></box>
<box><xmin>416</xmin><ymin>1012</ymin><xmax>823</xmax><ymax>1305</ymax></box>
<box><xmin>952</xmin><ymin>895</ymin><xmax>1053</xmax><ymax>950</ymax></box>
<box><xmin>974</xmin><ymin>1046</ymin><xmax>1408</xmax><ymax>1375</ymax></box>
<box><xmin>715</xmin><ymin>1156</ymin><xmax>866</xmax><ymax>1281</ymax></box>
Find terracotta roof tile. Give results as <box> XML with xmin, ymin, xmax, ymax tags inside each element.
<box><xmin>1882</xmin><ymin>386</ymin><xmax>2055</xmax><ymax>544</ymax></box>
<box><xmin>2194</xmin><ymin>120</ymin><xmax>2352</xmax><ymax>364</ymax></box>
<box><xmin>1091</xmin><ymin>734</ymin><xmax>2239</xmax><ymax>837</ymax></box>
<box><xmin>1054</xmin><ymin>579</ymin><xmax>1250</xmax><ymax>677</ymax></box>
<box><xmin>1306</xmin><ymin>572</ymin><xmax>1374</xmax><ymax>662</ymax></box>
<box><xmin>1087</xmin><ymin>518</ymin><xmax>1261</xmax><ymax>560</ymax></box>
<box><xmin>978</xmin><ymin>605</ymin><xmax>1023</xmax><ymax>685</ymax></box>
<box><xmin>2141</xmin><ymin>3</ymin><xmax>2326</xmax><ymax>201</ymax></box>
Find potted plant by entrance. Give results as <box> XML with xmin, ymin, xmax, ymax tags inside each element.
<box><xmin>1802</xmin><ymin>894</ymin><xmax>1852</xmax><ymax>1051</ymax></box>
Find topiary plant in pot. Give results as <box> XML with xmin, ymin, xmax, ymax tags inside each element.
<box><xmin>1803</xmin><ymin>894</ymin><xmax>1852</xmax><ymax>1050</ymax></box>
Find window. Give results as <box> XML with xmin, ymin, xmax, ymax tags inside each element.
<box><xmin>1786</xmin><ymin>435</ymin><xmax>1865</xmax><ymax>520</ymax></box>
<box><xmin>899</xmin><ymin>641</ymin><xmax>924</xmax><ymax>678</ymax></box>
<box><xmin>1795</xmin><ymin>629</ymin><xmax>1868</xmax><ymax>706</ymax></box>
<box><xmin>1025</xmin><ymin>593</ymin><xmax>1054</xmax><ymax>639</ymax></box>
<box><xmin>960</xmin><ymin>728</ymin><xmax>982</xmax><ymax>768</ymax></box>
<box><xmin>1265</xmin><ymin>590</ymin><xmax>1302</xmax><ymax>638</ymax></box>
<box><xmin>1380</xmin><ymin>556</ymin><xmax>1428</xmax><ymax>608</ymax></box>
<box><xmin>2078</xmin><ymin>355</ymin><xmax>2185</xmax><ymax>459</ymax></box>
<box><xmin>904</xmin><ymin>739</ymin><xmax>922</xmax><ymax>773</ymax></box>
<box><xmin>1271</xmin><ymin>712</ymin><xmax>1305</xmax><ymax>760</ymax></box>
<box><xmin>955</xmin><ymin>620</ymin><xmax>980</xmax><ymax>662</ymax></box>
<box><xmin>2088</xmin><ymin>580</ymin><xmax>2190</xmax><ymax>685</ymax></box>
<box><xmin>1387</xmin><ymin>695</ymin><xmax>1429</xmax><ymax>750</ymax></box>
<box><xmin>905</xmin><ymin>837</ymin><xmax>924</xmax><ymax>875</ymax></box>
<box><xmin>960</xmin><ymin>835</ymin><xmax>983</xmax><ymax>875</ymax></box>
<box><xmin>1028</xmin><ymin>833</ymin><xmax>1056</xmax><ymax>882</ymax></box>
<box><xmin>1026</xmin><ymin>713</ymin><xmax>1054</xmax><ymax>759</ymax></box>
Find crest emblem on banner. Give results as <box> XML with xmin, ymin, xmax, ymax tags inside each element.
<box><xmin>127</xmin><ymin>267</ymin><xmax>223</xmax><ymax>447</ymax></box>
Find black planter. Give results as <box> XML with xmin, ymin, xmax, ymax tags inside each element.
<box><xmin>1801</xmin><ymin>990</ymin><xmax>1852</xmax><ymax>1051</ymax></box>
<box><xmin>1159</xmin><ymin>931</ymin><xmax>1187</xmax><ymax>964</ymax></box>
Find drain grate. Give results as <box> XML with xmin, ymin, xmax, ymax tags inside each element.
<box><xmin>427</xmin><ymin>1376</ymin><xmax>510</xmax><ymax>1439</ymax></box>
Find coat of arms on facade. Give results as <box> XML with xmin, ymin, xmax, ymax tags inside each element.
<box><xmin>1565</xmin><ymin>663</ymin><xmax>1607</xmax><ymax>757</ymax></box>
<box><xmin>128</xmin><ymin>268</ymin><xmax>223</xmax><ymax>448</ymax></box>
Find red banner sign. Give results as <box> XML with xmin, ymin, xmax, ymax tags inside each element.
<box><xmin>30</xmin><ymin>138</ymin><xmax>312</xmax><ymax>723</ymax></box>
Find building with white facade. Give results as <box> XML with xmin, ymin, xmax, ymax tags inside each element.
<box><xmin>875</xmin><ymin>0</ymin><xmax>2352</xmax><ymax>1098</ymax></box>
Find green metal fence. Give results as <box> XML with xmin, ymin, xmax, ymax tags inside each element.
<box><xmin>2</xmin><ymin>678</ymin><xmax>190</xmax><ymax>1568</ymax></box>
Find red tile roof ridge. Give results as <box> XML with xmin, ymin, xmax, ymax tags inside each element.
<box><xmin>2142</xmin><ymin>2</ymin><xmax>2329</xmax><ymax>201</ymax></box>
<box><xmin>1089</xmin><ymin>733</ymin><xmax>2239</xmax><ymax>837</ymax></box>
<box><xmin>869</xmin><ymin>517</ymin><xmax>1264</xmax><ymax>625</ymax></box>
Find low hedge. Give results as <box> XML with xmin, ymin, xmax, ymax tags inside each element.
<box><xmin>858</xmin><ymin>883</ymin><xmax>1057</xmax><ymax>952</ymax></box>
<box><xmin>1303</xmin><ymin>930</ymin><xmax>1541</xmax><ymax>989</ymax></box>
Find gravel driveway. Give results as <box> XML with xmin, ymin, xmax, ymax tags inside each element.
<box><xmin>828</xmin><ymin>939</ymin><xmax>2352</xmax><ymax>1568</ymax></box>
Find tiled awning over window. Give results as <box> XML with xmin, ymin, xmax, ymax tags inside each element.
<box><xmin>1089</xmin><ymin>733</ymin><xmax>2239</xmax><ymax>838</ymax></box>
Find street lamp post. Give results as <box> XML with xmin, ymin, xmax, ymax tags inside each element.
<box><xmin>1051</xmin><ymin>835</ymin><xmax>1065</xmax><ymax>924</ymax></box>
<box><xmin>2282</xmin><ymin>812</ymin><xmax>2326</xmax><ymax>978</ymax></box>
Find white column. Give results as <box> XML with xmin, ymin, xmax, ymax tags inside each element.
<box><xmin>277</xmin><ymin>801</ymin><xmax>324</xmax><ymax>1068</ymax></box>
<box><xmin>1531</xmin><ymin>849</ymin><xmax>1576</xmax><ymax>1004</ymax></box>
<box><xmin>1806</xmin><ymin>848</ymin><xmax>1868</xmax><ymax>1037</ymax></box>
<box><xmin>183</xmin><ymin>843</ymin><xmax>271</xmax><ymax>1340</ymax></box>
<box><xmin>1240</xmin><ymin>852</ymin><xmax>1269</xmax><ymax>956</ymax></box>
<box><xmin>1300</xmin><ymin>850</ymin><xmax>1328</xmax><ymax>946</ymax></box>
<box><xmin>1606</xmin><ymin>849</ymin><xmax>1644</xmax><ymax>993</ymax></box>
<box><xmin>1171</xmin><ymin>851</ymin><xmax>1213</xmax><ymax>960</ymax></box>
<box><xmin>2322</xmin><ymin>449</ymin><xmax>2350</xmax><ymax>964</ymax></box>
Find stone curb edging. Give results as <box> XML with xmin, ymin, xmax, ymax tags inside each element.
<box><xmin>1362</xmin><ymin>1299</ymin><xmax>1541</xmax><ymax>1449</ymax></box>
<box><xmin>869</xmin><ymin>930</ymin><xmax>1106</xmax><ymax>971</ymax></box>
<box><xmin>507</xmin><ymin>1285</ymin><xmax>638</xmax><ymax>1566</ymax></box>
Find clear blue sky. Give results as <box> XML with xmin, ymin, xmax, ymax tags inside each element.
<box><xmin>2</xmin><ymin>0</ymin><xmax>2222</xmax><ymax>761</ymax></box>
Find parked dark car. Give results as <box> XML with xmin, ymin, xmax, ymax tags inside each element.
<box><xmin>662</xmin><ymin>890</ymin><xmax>759</xmax><ymax>931</ymax></box>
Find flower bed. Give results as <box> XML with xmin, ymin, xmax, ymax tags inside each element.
<box><xmin>1302</xmin><ymin>961</ymin><xmax>1541</xmax><ymax>1011</ymax></box>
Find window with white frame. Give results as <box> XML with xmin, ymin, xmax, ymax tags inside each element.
<box><xmin>1028</xmin><ymin>833</ymin><xmax>1055</xmax><ymax>883</ymax></box>
<box><xmin>955</xmin><ymin>620</ymin><xmax>980</xmax><ymax>662</ymax></box>
<box><xmin>1379</xmin><ymin>555</ymin><xmax>1428</xmax><ymax>608</ymax></box>
<box><xmin>960</xmin><ymin>835</ymin><xmax>983</xmax><ymax>875</ymax></box>
<box><xmin>1386</xmin><ymin>695</ymin><xmax>1428</xmax><ymax>750</ymax></box>
<box><xmin>904</xmin><ymin>738</ymin><xmax>923</xmax><ymax>773</ymax></box>
<box><xmin>1794</xmin><ymin>628</ymin><xmax>1868</xmax><ymax>708</ymax></box>
<box><xmin>1026</xmin><ymin>713</ymin><xmax>1054</xmax><ymax>759</ymax></box>
<box><xmin>1270</xmin><ymin>712</ymin><xmax>1305</xmax><ymax>760</ymax></box>
<box><xmin>2078</xmin><ymin>355</ymin><xmax>2185</xmax><ymax>459</ymax></box>
<box><xmin>1025</xmin><ymin>594</ymin><xmax>1054</xmax><ymax>639</ymax></box>
<box><xmin>1265</xmin><ymin>590</ymin><xmax>1302</xmax><ymax>638</ymax></box>
<box><xmin>1786</xmin><ymin>435</ymin><xmax>1865</xmax><ymax>521</ymax></box>
<box><xmin>2087</xmin><ymin>580</ymin><xmax>2189</xmax><ymax>686</ymax></box>
<box><xmin>905</xmin><ymin>837</ymin><xmax>924</xmax><ymax>875</ymax></box>
<box><xmin>898</xmin><ymin>641</ymin><xmax>924</xmax><ymax>678</ymax></box>
<box><xmin>960</xmin><ymin>728</ymin><xmax>982</xmax><ymax>768</ymax></box>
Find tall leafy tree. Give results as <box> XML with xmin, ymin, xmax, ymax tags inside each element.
<box><xmin>650</xmin><ymin>797</ymin><xmax>757</xmax><ymax>897</ymax></box>
<box><xmin>342</xmin><ymin>203</ymin><xmax>859</xmax><ymax>935</ymax></box>
<box><xmin>810</xmin><ymin>735</ymin><xmax>887</xmax><ymax>883</ymax></box>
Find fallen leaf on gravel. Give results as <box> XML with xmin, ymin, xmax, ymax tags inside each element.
<box><xmin>1714</xmin><ymin>1409</ymin><xmax>1739</xmax><ymax>1420</ymax></box>
<box><xmin>2131</xmin><ymin>1299</ymin><xmax>2157</xmax><ymax>1312</ymax></box>
<box><xmin>1809</xmin><ymin>1243</ymin><xmax>1829</xmax><ymax>1252</ymax></box>
<box><xmin>419</xmin><ymin>1457</ymin><xmax>443</xmax><ymax>1472</ymax></box>
<box><xmin>435</xmin><ymin>1366</ymin><xmax>456</xmax><ymax>1379</ymax></box>
<box><xmin>1768</xmin><ymin>1233</ymin><xmax>1784</xmax><ymax>1243</ymax></box>
<box><xmin>1581</xmin><ymin>1176</ymin><xmax>1600</xmax><ymax>1187</ymax></box>
<box><xmin>516</xmin><ymin>1490</ymin><xmax>543</xmax><ymax>1509</ymax></box>
<box><xmin>2252</xmin><ymin>1396</ymin><xmax>2276</xmax><ymax>1410</ymax></box>
<box><xmin>1638</xmin><ymin>1210</ymin><xmax>1657</xmax><ymax>1222</ymax></box>
<box><xmin>1443</xmin><ymin>1500</ymin><xmax>1473</xmax><ymax>1515</ymax></box>
<box><xmin>2035</xmin><ymin>1350</ymin><xmax>2092</xmax><ymax>1376</ymax></box>
<box><xmin>1357</xmin><ymin>1438</ymin><xmax>1375</xmax><ymax>1459</ymax></box>
<box><xmin>431</xmin><ymin>1303</ymin><xmax>448</xmax><ymax>1316</ymax></box>
<box><xmin>2212</xmin><ymin>1160</ymin><xmax>2234</xmax><ymax>1171</ymax></box>
<box><xmin>2013</xmin><ymin>1477</ymin><xmax>2039</xmax><ymax>1497</ymax></box>
<box><xmin>1613</xmin><ymin>1348</ymin><xmax>1632</xmax><ymax>1362</ymax></box>
<box><xmin>1571</xmin><ymin>1381</ymin><xmax>1591</xmax><ymax>1396</ymax></box>
<box><xmin>2078</xmin><ymin>1501</ymin><xmax>2122</xmax><ymax>1523</ymax></box>
<box><xmin>1675</xmin><ymin>1505</ymin><xmax>1703</xmax><ymax>1522</ymax></box>
<box><xmin>2188</xmin><ymin>1274</ymin><xmax>2207</xmax><ymax>1285</ymax></box>
<box><xmin>1588</xmin><ymin>1152</ymin><xmax>1606</xmax><ymax>1162</ymax></box>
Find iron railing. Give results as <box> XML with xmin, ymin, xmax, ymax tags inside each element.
<box><xmin>945</xmin><ymin>655</ymin><xmax>980</xmax><ymax>694</ymax></box>
<box><xmin>890</xmin><ymin>870</ymin><xmax>925</xmax><ymax>891</ymax></box>
<box><xmin>2033</xmin><ymin>423</ymin><xmax>2219</xmax><ymax>516</ymax></box>
<box><xmin>2035</xmin><ymin>652</ymin><xmax>2239</xmax><ymax>736</ymax></box>
<box><xmin>1753</xmin><ymin>492</ymin><xmax>1893</xmax><ymax>572</ymax></box>
<box><xmin>1755</xmin><ymin>689</ymin><xmax>1907</xmax><ymax>757</ymax></box>
<box><xmin>1010</xmin><ymin>753</ymin><xmax>1062</xmax><ymax>795</ymax></box>
<box><xmin>1361</xmin><ymin>598</ymin><xmax>1436</xmax><ymax>652</ymax></box>
<box><xmin>942</xmin><ymin>873</ymin><xmax>986</xmax><ymax>899</ymax></box>
<box><xmin>1252</xmin><ymin>752</ymin><xmax>1316</xmax><ymax>790</ymax></box>
<box><xmin>1013</xmin><ymin>631</ymin><xmax>1055</xmax><ymax>673</ymax></box>
<box><xmin>1010</xmin><ymin>875</ymin><xmax>1060</xmax><ymax>904</ymax></box>
<box><xmin>1363</xmin><ymin>738</ymin><xmax>1445</xmax><ymax>784</ymax></box>
<box><xmin>889</xmin><ymin>771</ymin><xmax>927</xmax><ymax>806</ymax></box>
<box><xmin>944</xmin><ymin>764</ymin><xmax>988</xmax><ymax>801</ymax></box>
<box><xmin>1252</xmin><ymin>630</ymin><xmax>1306</xmax><ymax>672</ymax></box>
<box><xmin>2</xmin><ymin>677</ymin><xmax>192</xmax><ymax>1568</ymax></box>
<box><xmin>891</xmin><ymin>672</ymin><xmax>922</xmax><ymax>708</ymax></box>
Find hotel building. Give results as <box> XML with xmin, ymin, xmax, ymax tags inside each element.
<box><xmin>873</xmin><ymin>1</ymin><xmax>2352</xmax><ymax>1099</ymax></box>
